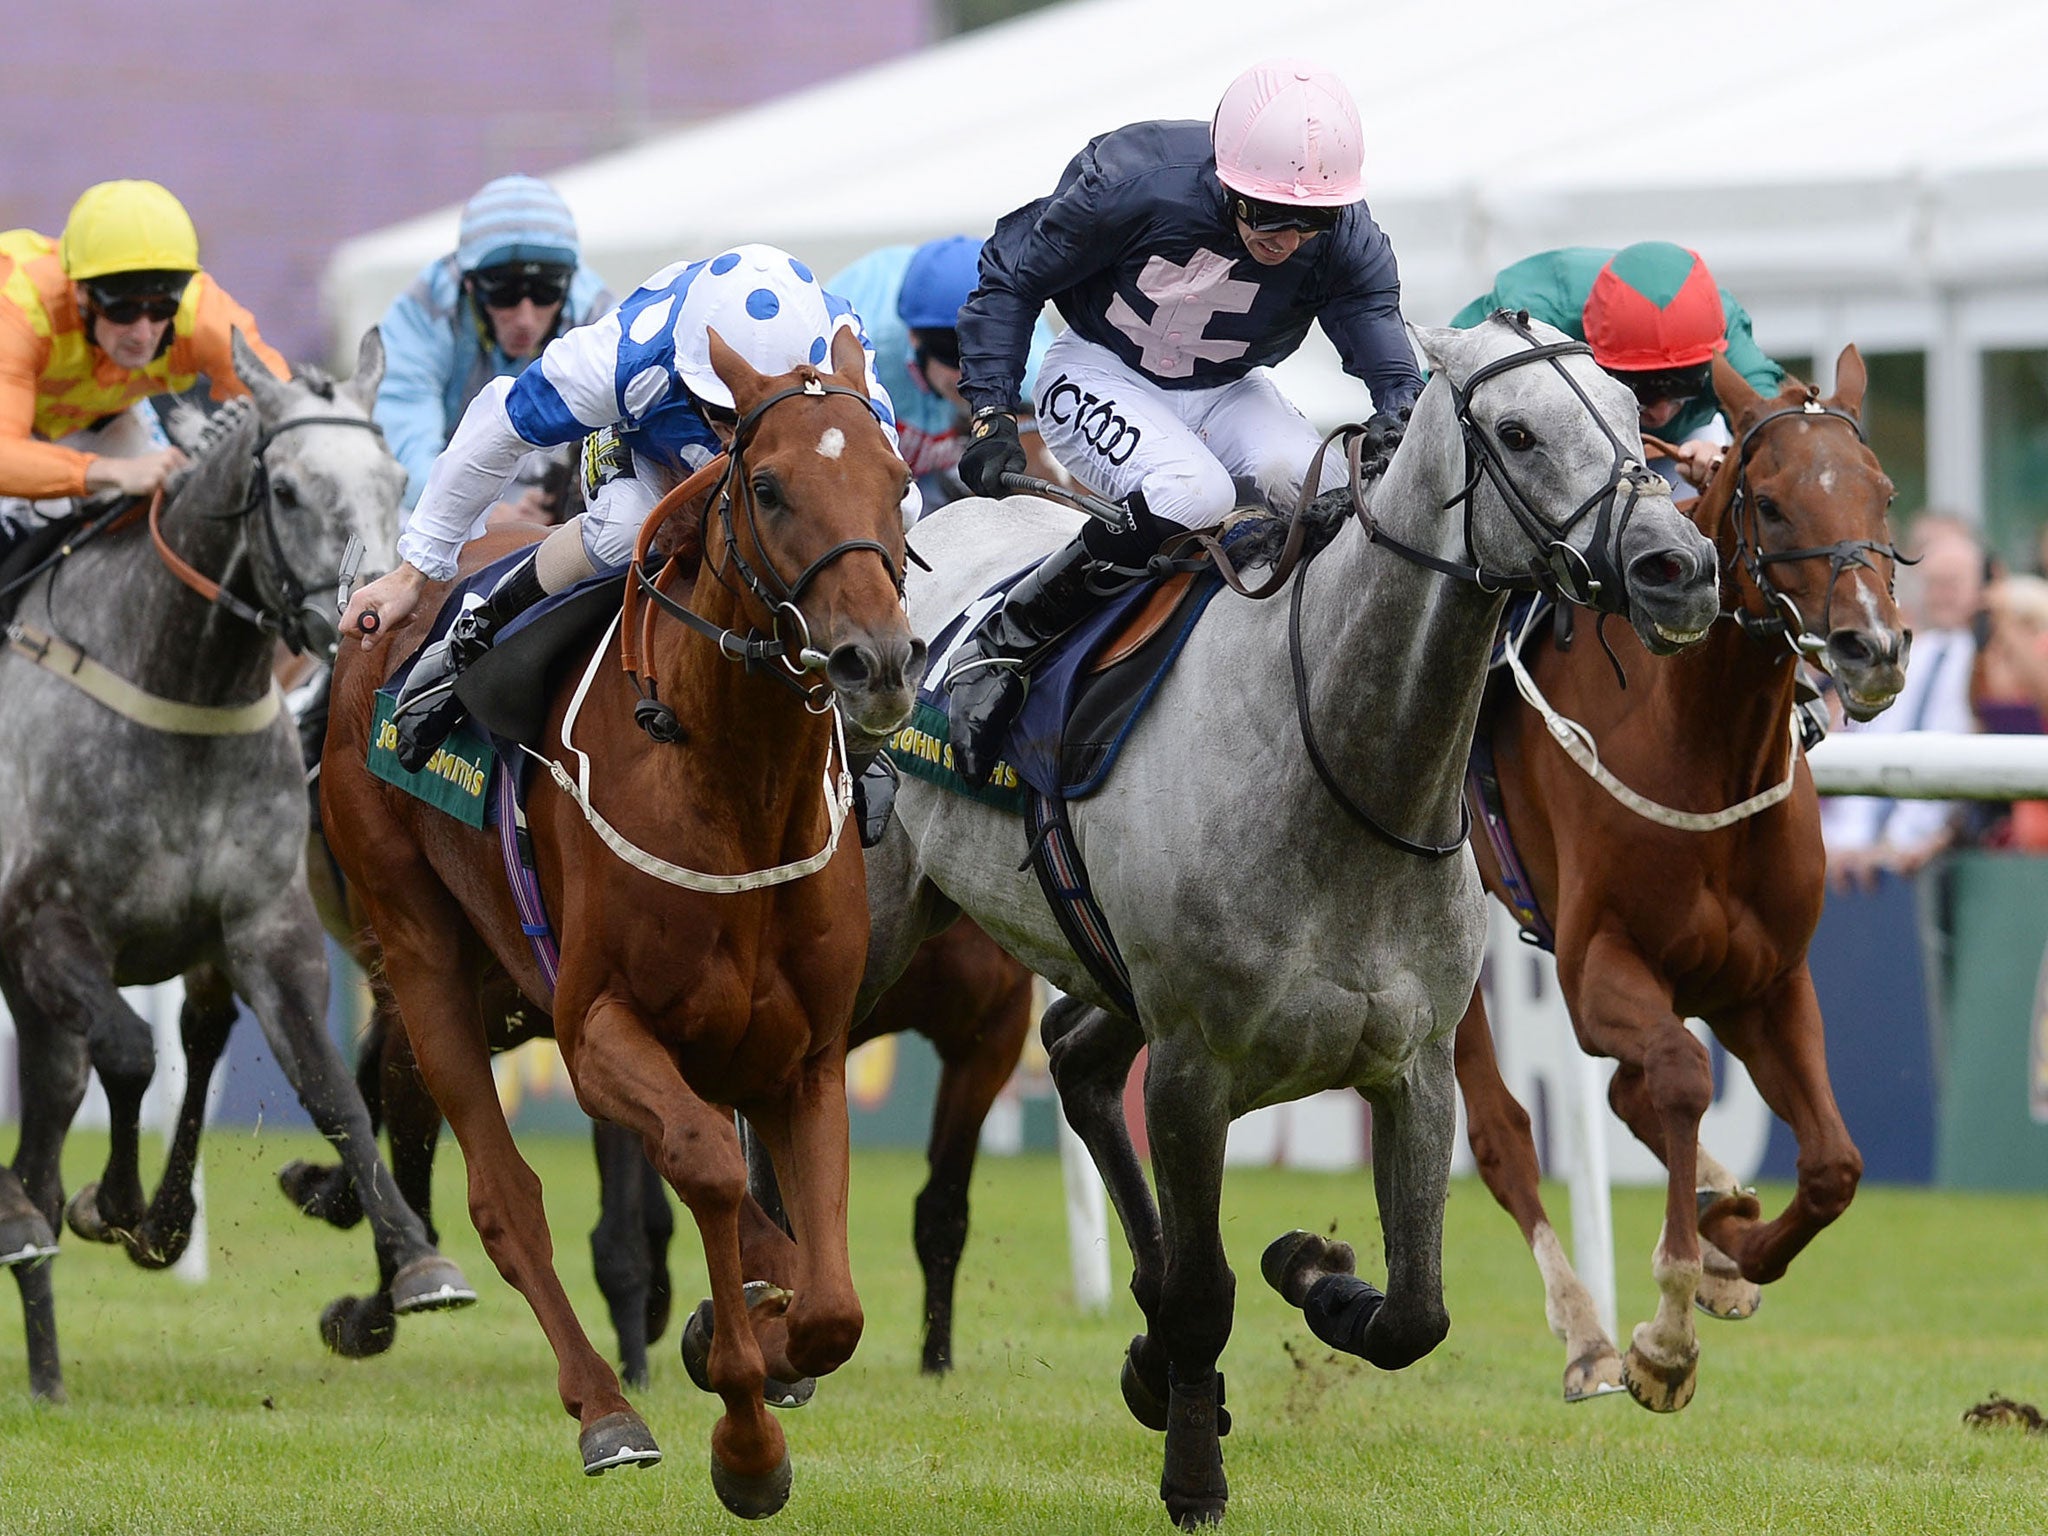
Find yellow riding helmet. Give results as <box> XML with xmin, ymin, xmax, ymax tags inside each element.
<box><xmin>60</xmin><ymin>180</ymin><xmax>201</xmax><ymax>282</ymax></box>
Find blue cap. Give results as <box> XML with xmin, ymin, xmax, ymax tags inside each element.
<box><xmin>457</xmin><ymin>174</ymin><xmax>579</xmax><ymax>274</ymax></box>
<box><xmin>896</xmin><ymin>235</ymin><xmax>984</xmax><ymax>331</ymax></box>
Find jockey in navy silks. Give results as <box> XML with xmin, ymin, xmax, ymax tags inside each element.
<box><xmin>943</xmin><ymin>60</ymin><xmax>1424</xmax><ymax>788</ymax></box>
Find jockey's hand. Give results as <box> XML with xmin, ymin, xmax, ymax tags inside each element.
<box><xmin>1360</xmin><ymin>407</ymin><xmax>1411</xmax><ymax>475</ymax></box>
<box><xmin>1666</xmin><ymin>440</ymin><xmax>1725</xmax><ymax>490</ymax></box>
<box><xmin>341</xmin><ymin>563</ymin><xmax>429</xmax><ymax>649</ymax></box>
<box><xmin>82</xmin><ymin>446</ymin><xmax>188</xmax><ymax>499</ymax></box>
<box><xmin>959</xmin><ymin>409</ymin><xmax>1025</xmax><ymax>498</ymax></box>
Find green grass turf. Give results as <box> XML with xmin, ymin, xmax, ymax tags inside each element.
<box><xmin>0</xmin><ymin>1129</ymin><xmax>2043</xmax><ymax>1534</ymax></box>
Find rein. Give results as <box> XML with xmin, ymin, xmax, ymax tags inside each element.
<box><xmin>149</xmin><ymin>412</ymin><xmax>386</xmax><ymax>655</ymax></box>
<box><xmin>619</xmin><ymin>374</ymin><xmax>903</xmax><ymax>736</ymax></box>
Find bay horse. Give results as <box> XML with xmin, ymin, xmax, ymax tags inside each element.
<box><xmin>0</xmin><ymin>331</ymin><xmax>469</xmax><ymax>1401</ymax></box>
<box><xmin>860</xmin><ymin>314</ymin><xmax>1723</xmax><ymax>1527</ymax></box>
<box><xmin>1454</xmin><ymin>347</ymin><xmax>1907</xmax><ymax>1411</ymax></box>
<box><xmin>321</xmin><ymin>328</ymin><xmax>922</xmax><ymax>1514</ymax></box>
<box><xmin>279</xmin><ymin>910</ymin><xmax>1033</xmax><ymax>1383</ymax></box>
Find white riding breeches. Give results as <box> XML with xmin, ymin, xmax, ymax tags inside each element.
<box><xmin>1030</xmin><ymin>332</ymin><xmax>1345</xmax><ymax>528</ymax></box>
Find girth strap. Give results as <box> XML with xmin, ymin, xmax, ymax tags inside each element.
<box><xmin>1024</xmin><ymin>792</ymin><xmax>1137</xmax><ymax>1019</ymax></box>
<box><xmin>6</xmin><ymin>620</ymin><xmax>282</xmax><ymax>736</ymax></box>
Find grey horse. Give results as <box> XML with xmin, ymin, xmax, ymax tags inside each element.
<box><xmin>0</xmin><ymin>331</ymin><xmax>471</xmax><ymax>1401</ymax></box>
<box><xmin>858</xmin><ymin>314</ymin><xmax>1723</xmax><ymax>1527</ymax></box>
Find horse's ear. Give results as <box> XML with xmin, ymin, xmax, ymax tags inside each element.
<box><xmin>231</xmin><ymin>328</ymin><xmax>294</xmax><ymax>418</ymax></box>
<box><xmin>706</xmin><ymin>326</ymin><xmax>767</xmax><ymax>411</ymax></box>
<box><xmin>1829</xmin><ymin>344</ymin><xmax>1868</xmax><ymax>419</ymax></box>
<box><xmin>1409</xmin><ymin>324</ymin><xmax>1472</xmax><ymax>378</ymax></box>
<box><xmin>345</xmin><ymin>326</ymin><xmax>386</xmax><ymax>412</ymax></box>
<box><xmin>827</xmin><ymin>325</ymin><xmax>868</xmax><ymax>390</ymax></box>
<box><xmin>1712</xmin><ymin>352</ymin><xmax>1765</xmax><ymax>424</ymax></box>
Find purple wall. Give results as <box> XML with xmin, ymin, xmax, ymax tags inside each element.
<box><xmin>1</xmin><ymin>1</ymin><xmax>931</xmax><ymax>363</ymax></box>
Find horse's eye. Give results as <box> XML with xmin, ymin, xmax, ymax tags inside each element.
<box><xmin>273</xmin><ymin>480</ymin><xmax>300</xmax><ymax>511</ymax></box>
<box><xmin>1755</xmin><ymin>494</ymin><xmax>1783</xmax><ymax>521</ymax></box>
<box><xmin>751</xmin><ymin>475</ymin><xmax>782</xmax><ymax>511</ymax></box>
<box><xmin>1498</xmin><ymin>421</ymin><xmax>1535</xmax><ymax>451</ymax></box>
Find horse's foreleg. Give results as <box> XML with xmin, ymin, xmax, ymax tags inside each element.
<box><xmin>223</xmin><ymin>894</ymin><xmax>470</xmax><ymax>1345</ymax></box>
<box><xmin>1564</xmin><ymin>937</ymin><xmax>1710</xmax><ymax>1414</ymax></box>
<box><xmin>913</xmin><ymin>978</ymin><xmax>1033</xmax><ymax>1375</ymax></box>
<box><xmin>1703</xmin><ymin>970</ymin><xmax>1862</xmax><ymax>1285</ymax></box>
<box><xmin>573</xmin><ymin>998</ymin><xmax>789</xmax><ymax>1514</ymax></box>
<box><xmin>1453</xmin><ymin>986</ymin><xmax>1621</xmax><ymax>1400</ymax></box>
<box><xmin>128</xmin><ymin>965</ymin><xmax>238</xmax><ymax>1269</ymax></box>
<box><xmin>590</xmin><ymin>1117</ymin><xmax>658</xmax><ymax>1389</ymax></box>
<box><xmin>1042</xmin><ymin>998</ymin><xmax>1173</xmax><ymax>1425</ymax></box>
<box><xmin>1142</xmin><ymin>1039</ymin><xmax>1235</xmax><ymax>1529</ymax></box>
<box><xmin>1344</xmin><ymin>1030</ymin><xmax>1457</xmax><ymax>1370</ymax></box>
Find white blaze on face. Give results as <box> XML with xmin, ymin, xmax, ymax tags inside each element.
<box><xmin>816</xmin><ymin>426</ymin><xmax>846</xmax><ymax>460</ymax></box>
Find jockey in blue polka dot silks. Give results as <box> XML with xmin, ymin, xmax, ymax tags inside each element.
<box><xmin>944</xmin><ymin>60</ymin><xmax>1424</xmax><ymax>789</ymax></box>
<box><xmin>340</xmin><ymin>243</ymin><xmax>916</xmax><ymax>771</ymax></box>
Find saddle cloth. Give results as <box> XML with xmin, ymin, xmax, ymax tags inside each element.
<box><xmin>887</xmin><ymin>559</ymin><xmax>1225</xmax><ymax>813</ymax></box>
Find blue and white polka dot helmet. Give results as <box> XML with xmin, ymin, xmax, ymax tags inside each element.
<box><xmin>674</xmin><ymin>244</ymin><xmax>840</xmax><ymax>411</ymax></box>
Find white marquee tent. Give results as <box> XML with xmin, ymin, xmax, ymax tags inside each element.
<box><xmin>325</xmin><ymin>0</ymin><xmax>2048</xmax><ymax>520</ymax></box>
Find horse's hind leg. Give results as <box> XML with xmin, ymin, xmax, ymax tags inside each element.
<box><xmin>1563</xmin><ymin>936</ymin><xmax>1711</xmax><ymax>1413</ymax></box>
<box><xmin>222</xmin><ymin>891</ymin><xmax>472</xmax><ymax>1349</ymax></box>
<box><xmin>1453</xmin><ymin>985</ymin><xmax>1622</xmax><ymax>1399</ymax></box>
<box><xmin>124</xmin><ymin>964</ymin><xmax>238</xmax><ymax>1269</ymax></box>
<box><xmin>591</xmin><ymin>1117</ymin><xmax>661</xmax><ymax>1389</ymax></box>
<box><xmin>278</xmin><ymin>989</ymin><xmax>389</xmax><ymax>1231</ymax></box>
<box><xmin>1042</xmin><ymin>998</ymin><xmax>1173</xmax><ymax>1427</ymax></box>
<box><xmin>573</xmin><ymin>1000</ymin><xmax>796</xmax><ymax>1515</ymax></box>
<box><xmin>0</xmin><ymin>973</ymin><xmax>90</xmax><ymax>1401</ymax></box>
<box><xmin>1697</xmin><ymin>969</ymin><xmax>1862</xmax><ymax>1286</ymax></box>
<box><xmin>912</xmin><ymin>964</ymin><xmax>1033</xmax><ymax>1375</ymax></box>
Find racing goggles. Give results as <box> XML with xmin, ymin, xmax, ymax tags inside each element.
<box><xmin>472</xmin><ymin>263</ymin><xmax>572</xmax><ymax>309</ymax></box>
<box><xmin>910</xmin><ymin>327</ymin><xmax>961</xmax><ymax>372</ymax></box>
<box><xmin>1617</xmin><ymin>364</ymin><xmax>1713</xmax><ymax>409</ymax></box>
<box><xmin>1231</xmin><ymin>194</ymin><xmax>1342</xmax><ymax>235</ymax></box>
<box><xmin>86</xmin><ymin>274</ymin><xmax>189</xmax><ymax>325</ymax></box>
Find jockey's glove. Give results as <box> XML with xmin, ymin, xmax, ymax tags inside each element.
<box><xmin>1360</xmin><ymin>406</ymin><xmax>1411</xmax><ymax>476</ymax></box>
<box><xmin>960</xmin><ymin>408</ymin><xmax>1026</xmax><ymax>499</ymax></box>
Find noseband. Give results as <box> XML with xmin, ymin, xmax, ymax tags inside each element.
<box><xmin>1365</xmin><ymin>310</ymin><xmax>1664</xmax><ymax>614</ymax></box>
<box><xmin>151</xmin><ymin>412</ymin><xmax>387</xmax><ymax>656</ymax></box>
<box><xmin>626</xmin><ymin>373</ymin><xmax>905</xmax><ymax>729</ymax></box>
<box><xmin>1723</xmin><ymin>389</ymin><xmax>1909</xmax><ymax>658</ymax></box>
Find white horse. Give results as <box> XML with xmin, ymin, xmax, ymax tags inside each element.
<box><xmin>859</xmin><ymin>314</ymin><xmax>1723</xmax><ymax>1527</ymax></box>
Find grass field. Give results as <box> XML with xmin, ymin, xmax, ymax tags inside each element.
<box><xmin>0</xmin><ymin>1128</ymin><xmax>2044</xmax><ymax>1535</ymax></box>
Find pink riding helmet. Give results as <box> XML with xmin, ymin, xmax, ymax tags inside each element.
<box><xmin>1211</xmin><ymin>60</ymin><xmax>1366</xmax><ymax>206</ymax></box>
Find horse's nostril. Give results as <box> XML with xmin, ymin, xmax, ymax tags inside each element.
<box><xmin>1828</xmin><ymin>631</ymin><xmax>1875</xmax><ymax>668</ymax></box>
<box><xmin>1630</xmin><ymin>551</ymin><xmax>1687</xmax><ymax>590</ymax></box>
<box><xmin>826</xmin><ymin>643</ymin><xmax>875</xmax><ymax>691</ymax></box>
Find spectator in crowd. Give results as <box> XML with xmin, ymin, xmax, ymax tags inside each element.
<box><xmin>1979</xmin><ymin>573</ymin><xmax>2048</xmax><ymax>848</ymax></box>
<box><xmin>1821</xmin><ymin>515</ymin><xmax>1986</xmax><ymax>887</ymax></box>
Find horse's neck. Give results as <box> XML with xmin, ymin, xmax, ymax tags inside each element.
<box><xmin>646</xmin><ymin>570</ymin><xmax>837</xmax><ymax>853</ymax></box>
<box><xmin>67</xmin><ymin>462</ymin><xmax>275</xmax><ymax>707</ymax></box>
<box><xmin>1266</xmin><ymin>450</ymin><xmax>1503</xmax><ymax>845</ymax></box>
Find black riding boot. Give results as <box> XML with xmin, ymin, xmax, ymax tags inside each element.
<box><xmin>393</xmin><ymin>551</ymin><xmax>548</xmax><ymax>771</ymax></box>
<box><xmin>944</xmin><ymin>504</ymin><xmax>1165</xmax><ymax>789</ymax></box>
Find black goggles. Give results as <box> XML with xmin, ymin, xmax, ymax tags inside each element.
<box><xmin>1231</xmin><ymin>195</ymin><xmax>1341</xmax><ymax>235</ymax></box>
<box><xmin>911</xmin><ymin>328</ymin><xmax>961</xmax><ymax>371</ymax></box>
<box><xmin>87</xmin><ymin>283</ymin><xmax>187</xmax><ymax>325</ymax></box>
<box><xmin>472</xmin><ymin>265</ymin><xmax>572</xmax><ymax>309</ymax></box>
<box><xmin>1618</xmin><ymin>365</ymin><xmax>1712</xmax><ymax>409</ymax></box>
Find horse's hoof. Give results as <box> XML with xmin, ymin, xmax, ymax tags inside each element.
<box><xmin>1696</xmin><ymin>1241</ymin><xmax>1761</xmax><ymax>1320</ymax></box>
<box><xmin>1562</xmin><ymin>1346</ymin><xmax>1627</xmax><ymax>1402</ymax></box>
<box><xmin>390</xmin><ymin>1255</ymin><xmax>477</xmax><ymax>1314</ymax></box>
<box><xmin>1260</xmin><ymin>1228</ymin><xmax>1356</xmax><ymax>1308</ymax></box>
<box><xmin>710</xmin><ymin>1447</ymin><xmax>792</xmax><ymax>1519</ymax></box>
<box><xmin>64</xmin><ymin>1184</ymin><xmax>121</xmax><ymax>1245</ymax></box>
<box><xmin>680</xmin><ymin>1291</ymin><xmax>817</xmax><ymax>1409</ymax></box>
<box><xmin>321</xmin><ymin>1293</ymin><xmax>397</xmax><ymax>1358</ymax></box>
<box><xmin>1165</xmin><ymin>1495</ymin><xmax>1227</xmax><ymax>1530</ymax></box>
<box><xmin>0</xmin><ymin>1211</ymin><xmax>60</xmax><ymax>1269</ymax></box>
<box><xmin>1622</xmin><ymin>1341</ymin><xmax>1698</xmax><ymax>1413</ymax></box>
<box><xmin>581</xmin><ymin>1410</ymin><xmax>662</xmax><ymax>1476</ymax></box>
<box><xmin>277</xmin><ymin>1159</ymin><xmax>364</xmax><ymax>1229</ymax></box>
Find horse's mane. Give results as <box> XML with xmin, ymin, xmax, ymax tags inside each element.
<box><xmin>161</xmin><ymin>395</ymin><xmax>263</xmax><ymax>512</ymax></box>
<box><xmin>1214</xmin><ymin>487</ymin><xmax>1353</xmax><ymax>571</ymax></box>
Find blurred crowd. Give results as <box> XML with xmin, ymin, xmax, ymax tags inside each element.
<box><xmin>1820</xmin><ymin>510</ymin><xmax>2048</xmax><ymax>888</ymax></box>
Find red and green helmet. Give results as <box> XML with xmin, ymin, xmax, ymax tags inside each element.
<box><xmin>1582</xmin><ymin>242</ymin><xmax>1728</xmax><ymax>373</ymax></box>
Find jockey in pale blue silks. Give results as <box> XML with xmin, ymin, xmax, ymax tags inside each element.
<box><xmin>827</xmin><ymin>236</ymin><xmax>1054</xmax><ymax>511</ymax></box>
<box><xmin>372</xmin><ymin>174</ymin><xmax>613</xmax><ymax>512</ymax></box>
<box><xmin>340</xmin><ymin>243</ymin><xmax>916</xmax><ymax>770</ymax></box>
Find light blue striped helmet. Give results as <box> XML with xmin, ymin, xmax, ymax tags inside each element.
<box><xmin>674</xmin><ymin>245</ymin><xmax>839</xmax><ymax>411</ymax></box>
<box><xmin>457</xmin><ymin>174</ymin><xmax>579</xmax><ymax>273</ymax></box>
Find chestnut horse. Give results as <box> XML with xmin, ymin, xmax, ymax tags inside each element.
<box><xmin>321</xmin><ymin>331</ymin><xmax>922</xmax><ymax>1514</ymax></box>
<box><xmin>1455</xmin><ymin>348</ymin><xmax>1907</xmax><ymax>1411</ymax></box>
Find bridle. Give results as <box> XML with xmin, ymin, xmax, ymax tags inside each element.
<box><xmin>623</xmin><ymin>372</ymin><xmax>905</xmax><ymax>738</ymax></box>
<box><xmin>1360</xmin><ymin>309</ymin><xmax>1667</xmax><ymax>614</ymax></box>
<box><xmin>150</xmin><ymin>412</ymin><xmax>386</xmax><ymax>656</ymax></box>
<box><xmin>1720</xmin><ymin>388</ymin><xmax>1909</xmax><ymax>659</ymax></box>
